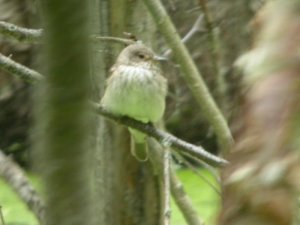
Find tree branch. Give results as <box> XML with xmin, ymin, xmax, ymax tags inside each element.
<box><xmin>0</xmin><ymin>53</ymin><xmax>43</xmax><ymax>83</ymax></box>
<box><xmin>170</xmin><ymin>170</ymin><xmax>204</xmax><ymax>225</ymax></box>
<box><xmin>198</xmin><ymin>0</ymin><xmax>226</xmax><ymax>110</ymax></box>
<box><xmin>0</xmin><ymin>150</ymin><xmax>44</xmax><ymax>222</ymax></box>
<box><xmin>142</xmin><ymin>0</ymin><xmax>233</xmax><ymax>154</ymax></box>
<box><xmin>0</xmin><ymin>53</ymin><xmax>228</xmax><ymax>167</ymax></box>
<box><xmin>92</xmin><ymin>103</ymin><xmax>228</xmax><ymax>167</ymax></box>
<box><xmin>0</xmin><ymin>21</ymin><xmax>135</xmax><ymax>46</ymax></box>
<box><xmin>0</xmin><ymin>21</ymin><xmax>42</xmax><ymax>43</ymax></box>
<box><xmin>174</xmin><ymin>152</ymin><xmax>221</xmax><ymax>195</ymax></box>
<box><xmin>178</xmin><ymin>151</ymin><xmax>221</xmax><ymax>183</ymax></box>
<box><xmin>91</xmin><ymin>35</ymin><xmax>136</xmax><ymax>45</ymax></box>
<box><xmin>163</xmin><ymin>148</ymin><xmax>171</xmax><ymax>225</ymax></box>
<box><xmin>163</xmin><ymin>15</ymin><xmax>204</xmax><ymax>57</ymax></box>
<box><xmin>149</xmin><ymin>140</ymin><xmax>204</xmax><ymax>225</ymax></box>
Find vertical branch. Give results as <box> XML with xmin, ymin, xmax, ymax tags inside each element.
<box><xmin>142</xmin><ymin>0</ymin><xmax>233</xmax><ymax>154</ymax></box>
<box><xmin>89</xmin><ymin>0</ymin><xmax>108</xmax><ymax>225</ymax></box>
<box><xmin>35</xmin><ymin>0</ymin><xmax>92</xmax><ymax>224</ymax></box>
<box><xmin>170</xmin><ymin>171</ymin><xmax>204</xmax><ymax>225</ymax></box>
<box><xmin>162</xmin><ymin>148</ymin><xmax>171</xmax><ymax>225</ymax></box>
<box><xmin>149</xmin><ymin>140</ymin><xmax>204</xmax><ymax>225</ymax></box>
<box><xmin>198</xmin><ymin>0</ymin><xmax>226</xmax><ymax>111</ymax></box>
<box><xmin>92</xmin><ymin>0</ymin><xmax>162</xmax><ymax>224</ymax></box>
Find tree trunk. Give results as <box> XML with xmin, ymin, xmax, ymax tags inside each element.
<box><xmin>92</xmin><ymin>1</ymin><xmax>161</xmax><ymax>224</ymax></box>
<box><xmin>34</xmin><ymin>0</ymin><xmax>93</xmax><ymax>224</ymax></box>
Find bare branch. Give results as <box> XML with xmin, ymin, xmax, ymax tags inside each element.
<box><xmin>181</xmin><ymin>15</ymin><xmax>205</xmax><ymax>44</ymax></box>
<box><xmin>163</xmin><ymin>148</ymin><xmax>171</xmax><ymax>225</ymax></box>
<box><xmin>142</xmin><ymin>0</ymin><xmax>233</xmax><ymax>154</ymax></box>
<box><xmin>170</xmin><ymin>171</ymin><xmax>204</xmax><ymax>225</ymax></box>
<box><xmin>92</xmin><ymin>103</ymin><xmax>228</xmax><ymax>167</ymax></box>
<box><xmin>91</xmin><ymin>35</ymin><xmax>136</xmax><ymax>45</ymax></box>
<box><xmin>163</xmin><ymin>15</ymin><xmax>204</xmax><ymax>57</ymax></box>
<box><xmin>0</xmin><ymin>150</ymin><xmax>44</xmax><ymax>222</ymax></box>
<box><xmin>179</xmin><ymin>151</ymin><xmax>221</xmax><ymax>183</ymax></box>
<box><xmin>0</xmin><ymin>21</ymin><xmax>42</xmax><ymax>43</ymax></box>
<box><xmin>0</xmin><ymin>21</ymin><xmax>136</xmax><ymax>46</ymax></box>
<box><xmin>174</xmin><ymin>152</ymin><xmax>221</xmax><ymax>195</ymax></box>
<box><xmin>149</xmin><ymin>140</ymin><xmax>204</xmax><ymax>225</ymax></box>
<box><xmin>0</xmin><ymin>53</ymin><xmax>43</xmax><ymax>83</ymax></box>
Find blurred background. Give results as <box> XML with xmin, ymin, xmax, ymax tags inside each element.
<box><xmin>1</xmin><ymin>0</ymin><xmax>300</xmax><ymax>225</ymax></box>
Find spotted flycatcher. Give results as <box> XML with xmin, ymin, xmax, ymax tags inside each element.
<box><xmin>101</xmin><ymin>43</ymin><xmax>168</xmax><ymax>161</ymax></box>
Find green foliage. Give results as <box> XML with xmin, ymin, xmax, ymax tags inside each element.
<box><xmin>0</xmin><ymin>169</ymin><xmax>219</xmax><ymax>225</ymax></box>
<box><xmin>0</xmin><ymin>176</ymin><xmax>39</xmax><ymax>225</ymax></box>
<box><xmin>172</xmin><ymin>169</ymin><xmax>220</xmax><ymax>225</ymax></box>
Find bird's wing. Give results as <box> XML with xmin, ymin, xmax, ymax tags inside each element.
<box><xmin>104</xmin><ymin>64</ymin><xmax>117</xmax><ymax>87</ymax></box>
<box><xmin>109</xmin><ymin>64</ymin><xmax>117</xmax><ymax>73</ymax></box>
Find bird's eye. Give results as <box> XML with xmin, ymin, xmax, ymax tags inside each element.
<box><xmin>138</xmin><ymin>53</ymin><xmax>145</xmax><ymax>59</ymax></box>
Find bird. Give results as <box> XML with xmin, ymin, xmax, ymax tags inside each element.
<box><xmin>101</xmin><ymin>43</ymin><xmax>168</xmax><ymax>161</ymax></box>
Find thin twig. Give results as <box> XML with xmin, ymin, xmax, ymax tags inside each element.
<box><xmin>0</xmin><ymin>21</ymin><xmax>42</xmax><ymax>43</ymax></box>
<box><xmin>181</xmin><ymin>15</ymin><xmax>205</xmax><ymax>45</ymax></box>
<box><xmin>170</xmin><ymin>171</ymin><xmax>204</xmax><ymax>225</ymax></box>
<box><xmin>0</xmin><ymin>150</ymin><xmax>44</xmax><ymax>222</ymax></box>
<box><xmin>163</xmin><ymin>148</ymin><xmax>171</xmax><ymax>225</ymax></box>
<box><xmin>0</xmin><ymin>51</ymin><xmax>228</xmax><ymax>167</ymax></box>
<box><xmin>184</xmin><ymin>161</ymin><xmax>221</xmax><ymax>195</ymax></box>
<box><xmin>142</xmin><ymin>0</ymin><xmax>233</xmax><ymax>154</ymax></box>
<box><xmin>0</xmin><ymin>20</ymin><xmax>136</xmax><ymax>46</ymax></box>
<box><xmin>0</xmin><ymin>53</ymin><xmax>43</xmax><ymax>83</ymax></box>
<box><xmin>174</xmin><ymin>152</ymin><xmax>221</xmax><ymax>195</ymax></box>
<box><xmin>149</xmin><ymin>140</ymin><xmax>204</xmax><ymax>225</ymax></box>
<box><xmin>187</xmin><ymin>7</ymin><xmax>201</xmax><ymax>13</ymax></box>
<box><xmin>91</xmin><ymin>35</ymin><xmax>136</xmax><ymax>45</ymax></box>
<box><xmin>163</xmin><ymin>15</ymin><xmax>204</xmax><ymax>57</ymax></box>
<box><xmin>179</xmin><ymin>151</ymin><xmax>221</xmax><ymax>183</ymax></box>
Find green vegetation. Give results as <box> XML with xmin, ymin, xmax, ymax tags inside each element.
<box><xmin>0</xmin><ymin>177</ymin><xmax>38</xmax><ymax>225</ymax></box>
<box><xmin>0</xmin><ymin>169</ymin><xmax>219</xmax><ymax>225</ymax></box>
<box><xmin>172</xmin><ymin>169</ymin><xmax>220</xmax><ymax>225</ymax></box>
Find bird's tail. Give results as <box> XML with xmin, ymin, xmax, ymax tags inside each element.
<box><xmin>129</xmin><ymin>128</ymin><xmax>148</xmax><ymax>161</ymax></box>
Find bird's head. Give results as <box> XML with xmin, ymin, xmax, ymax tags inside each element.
<box><xmin>116</xmin><ymin>43</ymin><xmax>165</xmax><ymax>68</ymax></box>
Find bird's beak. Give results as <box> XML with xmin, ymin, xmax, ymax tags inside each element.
<box><xmin>153</xmin><ymin>55</ymin><xmax>168</xmax><ymax>61</ymax></box>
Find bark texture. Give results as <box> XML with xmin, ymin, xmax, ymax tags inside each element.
<box><xmin>93</xmin><ymin>1</ymin><xmax>161</xmax><ymax>224</ymax></box>
<box><xmin>35</xmin><ymin>0</ymin><xmax>93</xmax><ymax>224</ymax></box>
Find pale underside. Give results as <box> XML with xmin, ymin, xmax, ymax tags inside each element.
<box><xmin>101</xmin><ymin>65</ymin><xmax>167</xmax><ymax>125</ymax></box>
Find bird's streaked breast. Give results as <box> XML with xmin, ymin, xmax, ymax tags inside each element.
<box><xmin>101</xmin><ymin>65</ymin><xmax>167</xmax><ymax>123</ymax></box>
